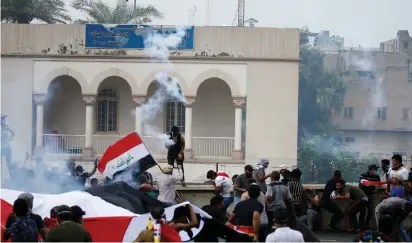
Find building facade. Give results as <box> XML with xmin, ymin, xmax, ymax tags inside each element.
<box><xmin>1</xmin><ymin>24</ymin><xmax>300</xmax><ymax>168</ymax></box>
<box><xmin>324</xmin><ymin>38</ymin><xmax>412</xmax><ymax>159</ymax></box>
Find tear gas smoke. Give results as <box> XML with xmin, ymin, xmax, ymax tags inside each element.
<box><xmin>139</xmin><ymin>7</ymin><xmax>197</xmax><ymax>146</ymax></box>
<box><xmin>114</xmin><ymin>7</ymin><xmax>197</xmax><ymax>185</ymax></box>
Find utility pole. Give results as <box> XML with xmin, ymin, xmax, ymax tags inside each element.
<box><xmin>134</xmin><ymin>0</ymin><xmax>137</xmax><ymax>23</ymax></box>
<box><xmin>126</xmin><ymin>0</ymin><xmax>137</xmax><ymax>23</ymax></box>
<box><xmin>237</xmin><ymin>0</ymin><xmax>245</xmax><ymax>27</ymax></box>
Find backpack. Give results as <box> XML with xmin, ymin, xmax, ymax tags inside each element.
<box><xmin>9</xmin><ymin>217</ymin><xmax>38</xmax><ymax>242</ymax></box>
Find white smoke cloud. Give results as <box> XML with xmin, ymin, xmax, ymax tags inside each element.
<box><xmin>139</xmin><ymin>7</ymin><xmax>197</xmax><ymax>147</ymax></box>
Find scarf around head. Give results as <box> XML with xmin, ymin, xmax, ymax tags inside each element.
<box><xmin>256</xmin><ymin>158</ymin><xmax>269</xmax><ymax>170</ymax></box>
<box><xmin>17</xmin><ymin>192</ymin><xmax>34</xmax><ymax>213</ymax></box>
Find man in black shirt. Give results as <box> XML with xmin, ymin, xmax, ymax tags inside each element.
<box><xmin>359</xmin><ymin>164</ymin><xmax>381</xmax><ymax>229</ymax></box>
<box><xmin>166</xmin><ymin>126</ymin><xmax>186</xmax><ymax>186</ymax></box>
<box><xmin>201</xmin><ymin>195</ymin><xmax>227</xmax><ymax>224</ymax></box>
<box><xmin>72</xmin><ymin>160</ymin><xmax>98</xmax><ymax>190</ymax></box>
<box><xmin>320</xmin><ymin>170</ymin><xmax>344</xmax><ymax>230</ymax></box>
<box><xmin>228</xmin><ymin>184</ymin><xmax>263</xmax><ymax>241</ymax></box>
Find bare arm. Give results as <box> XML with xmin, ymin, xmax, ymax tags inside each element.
<box><xmin>335</xmin><ymin>192</ymin><xmax>350</xmax><ymax>200</ymax></box>
<box><xmin>179</xmin><ymin>136</ymin><xmax>185</xmax><ymax>154</ymax></box>
<box><xmin>86</xmin><ymin>160</ymin><xmax>98</xmax><ymax>178</ymax></box>
<box><xmin>227</xmin><ymin>213</ymin><xmax>236</xmax><ymax>225</ymax></box>
<box><xmin>252</xmin><ymin>211</ymin><xmax>261</xmax><ymax>241</ymax></box>
<box><xmin>172</xmin><ymin>205</ymin><xmax>198</xmax><ymax>231</ymax></box>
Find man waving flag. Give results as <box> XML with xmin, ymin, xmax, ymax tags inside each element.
<box><xmin>97</xmin><ymin>133</ymin><xmax>158</xmax><ymax>180</ymax></box>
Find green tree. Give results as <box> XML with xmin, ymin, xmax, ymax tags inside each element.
<box><xmin>298</xmin><ymin>134</ymin><xmax>372</xmax><ymax>183</ymax></box>
<box><xmin>298</xmin><ymin>45</ymin><xmax>346</xmax><ymax>139</ymax></box>
<box><xmin>1</xmin><ymin>0</ymin><xmax>71</xmax><ymax>24</ymax></box>
<box><xmin>297</xmin><ymin>36</ymin><xmax>353</xmax><ymax>183</ymax></box>
<box><xmin>71</xmin><ymin>0</ymin><xmax>163</xmax><ymax>24</ymax></box>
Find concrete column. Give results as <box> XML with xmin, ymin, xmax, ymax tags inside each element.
<box><xmin>33</xmin><ymin>94</ymin><xmax>46</xmax><ymax>157</ymax></box>
<box><xmin>133</xmin><ymin>95</ymin><xmax>146</xmax><ymax>135</ymax></box>
<box><xmin>232</xmin><ymin>97</ymin><xmax>246</xmax><ymax>160</ymax></box>
<box><xmin>184</xmin><ymin>96</ymin><xmax>195</xmax><ymax>159</ymax></box>
<box><xmin>82</xmin><ymin>95</ymin><xmax>96</xmax><ymax>158</ymax></box>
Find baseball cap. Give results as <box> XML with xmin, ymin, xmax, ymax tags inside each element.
<box><xmin>70</xmin><ymin>205</ymin><xmax>86</xmax><ymax>217</ymax></box>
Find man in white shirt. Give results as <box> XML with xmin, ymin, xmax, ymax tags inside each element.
<box><xmin>387</xmin><ymin>154</ymin><xmax>409</xmax><ymax>193</ymax></box>
<box><xmin>157</xmin><ymin>164</ymin><xmax>183</xmax><ymax>205</ymax></box>
<box><xmin>206</xmin><ymin>170</ymin><xmax>233</xmax><ymax>209</ymax></box>
<box><xmin>266</xmin><ymin>208</ymin><xmax>304</xmax><ymax>242</ymax></box>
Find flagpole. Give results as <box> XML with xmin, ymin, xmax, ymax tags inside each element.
<box><xmin>135</xmin><ymin>132</ymin><xmax>165</xmax><ymax>173</ymax></box>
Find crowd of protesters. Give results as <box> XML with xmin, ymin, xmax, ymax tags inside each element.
<box><xmin>2</xmin><ymin>149</ymin><xmax>412</xmax><ymax>242</ymax></box>
<box><xmin>203</xmin><ymin>155</ymin><xmax>412</xmax><ymax>242</ymax></box>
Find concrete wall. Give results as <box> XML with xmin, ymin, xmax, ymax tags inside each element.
<box><xmin>1</xmin><ymin>24</ymin><xmax>299</xmax><ymax>60</ymax></box>
<box><xmin>245</xmin><ymin>61</ymin><xmax>299</xmax><ymax>166</ymax></box>
<box><xmin>1</xmin><ymin>58</ymin><xmax>35</xmax><ymax>162</ymax></box>
<box><xmin>1</xmin><ymin>24</ymin><xmax>300</xmax><ymax>166</ymax></box>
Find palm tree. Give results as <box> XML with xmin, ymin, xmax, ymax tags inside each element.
<box><xmin>1</xmin><ymin>0</ymin><xmax>71</xmax><ymax>24</ymax></box>
<box><xmin>71</xmin><ymin>0</ymin><xmax>163</xmax><ymax>24</ymax></box>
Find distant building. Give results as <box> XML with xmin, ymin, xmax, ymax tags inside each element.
<box><xmin>380</xmin><ymin>30</ymin><xmax>412</xmax><ymax>53</ymax></box>
<box><xmin>313</xmin><ymin>31</ymin><xmax>344</xmax><ymax>53</ymax></box>
<box><xmin>324</xmin><ymin>41</ymin><xmax>412</xmax><ymax>160</ymax></box>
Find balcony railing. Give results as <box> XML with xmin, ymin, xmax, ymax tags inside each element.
<box><xmin>43</xmin><ymin>134</ymin><xmax>85</xmax><ymax>156</ymax></box>
<box><xmin>193</xmin><ymin>137</ymin><xmax>234</xmax><ymax>159</ymax></box>
<box><xmin>43</xmin><ymin>134</ymin><xmax>235</xmax><ymax>159</ymax></box>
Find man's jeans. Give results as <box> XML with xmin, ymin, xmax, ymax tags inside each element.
<box><xmin>234</xmin><ymin>196</ymin><xmax>241</xmax><ymax>205</ymax></box>
<box><xmin>223</xmin><ymin>196</ymin><xmax>233</xmax><ymax>209</ymax></box>
<box><xmin>298</xmin><ymin>209</ymin><xmax>317</xmax><ymax>229</ymax></box>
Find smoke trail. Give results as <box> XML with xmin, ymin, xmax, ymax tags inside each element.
<box><xmin>140</xmin><ymin>7</ymin><xmax>197</xmax><ymax>146</ymax></box>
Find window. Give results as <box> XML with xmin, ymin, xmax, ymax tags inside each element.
<box><xmin>345</xmin><ymin>137</ymin><xmax>355</xmax><ymax>143</ymax></box>
<box><xmin>404</xmin><ymin>41</ymin><xmax>409</xmax><ymax>49</ymax></box>
<box><xmin>343</xmin><ymin>107</ymin><xmax>353</xmax><ymax>119</ymax></box>
<box><xmin>409</xmin><ymin>71</ymin><xmax>412</xmax><ymax>82</ymax></box>
<box><xmin>402</xmin><ymin>108</ymin><xmax>409</xmax><ymax>121</ymax></box>
<box><xmin>377</xmin><ymin>107</ymin><xmax>387</xmax><ymax>120</ymax></box>
<box><xmin>165</xmin><ymin>100</ymin><xmax>185</xmax><ymax>133</ymax></box>
<box><xmin>356</xmin><ymin>71</ymin><xmax>375</xmax><ymax>79</ymax></box>
<box><xmin>96</xmin><ymin>88</ymin><xmax>118</xmax><ymax>132</ymax></box>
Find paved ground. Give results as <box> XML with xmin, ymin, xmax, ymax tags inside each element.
<box><xmin>316</xmin><ymin>232</ymin><xmax>357</xmax><ymax>242</ymax></box>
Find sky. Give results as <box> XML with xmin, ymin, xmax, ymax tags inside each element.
<box><xmin>63</xmin><ymin>0</ymin><xmax>412</xmax><ymax>48</ymax></box>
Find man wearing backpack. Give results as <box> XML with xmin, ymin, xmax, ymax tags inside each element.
<box><xmin>265</xmin><ymin>171</ymin><xmax>294</xmax><ymax>227</ymax></box>
<box><xmin>3</xmin><ymin>199</ymin><xmax>38</xmax><ymax>242</ymax></box>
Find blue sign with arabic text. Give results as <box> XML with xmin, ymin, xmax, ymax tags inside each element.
<box><xmin>85</xmin><ymin>24</ymin><xmax>194</xmax><ymax>50</ymax></box>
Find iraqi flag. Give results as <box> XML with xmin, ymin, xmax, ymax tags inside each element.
<box><xmin>98</xmin><ymin>132</ymin><xmax>157</xmax><ymax>179</ymax></box>
<box><xmin>0</xmin><ymin>183</ymin><xmax>208</xmax><ymax>242</ymax></box>
<box><xmin>360</xmin><ymin>179</ymin><xmax>387</xmax><ymax>186</ymax></box>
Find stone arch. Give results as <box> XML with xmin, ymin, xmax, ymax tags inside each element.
<box><xmin>90</xmin><ymin>68</ymin><xmax>139</xmax><ymax>95</ymax></box>
<box><xmin>141</xmin><ymin>70</ymin><xmax>189</xmax><ymax>95</ymax></box>
<box><xmin>191</xmin><ymin>69</ymin><xmax>241</xmax><ymax>96</ymax></box>
<box><xmin>41</xmin><ymin>67</ymin><xmax>88</xmax><ymax>94</ymax></box>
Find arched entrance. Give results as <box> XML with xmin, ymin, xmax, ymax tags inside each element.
<box><xmin>143</xmin><ymin>79</ymin><xmax>184</xmax><ymax>158</ymax></box>
<box><xmin>193</xmin><ymin>78</ymin><xmax>235</xmax><ymax>158</ymax></box>
<box><xmin>92</xmin><ymin>76</ymin><xmax>134</xmax><ymax>155</ymax></box>
<box><xmin>42</xmin><ymin>76</ymin><xmax>84</xmax><ymax>156</ymax></box>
